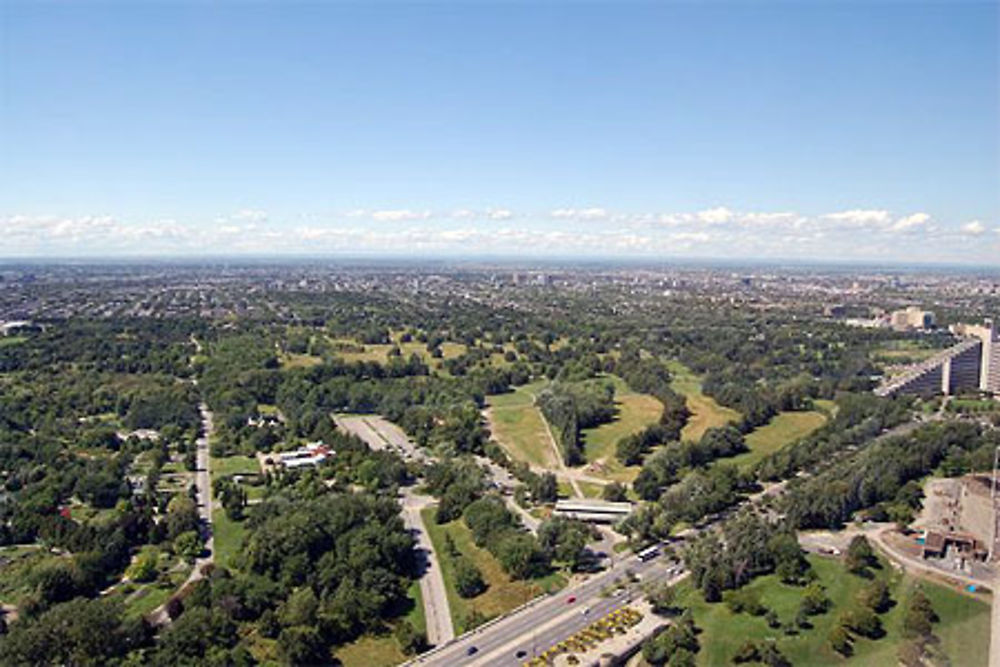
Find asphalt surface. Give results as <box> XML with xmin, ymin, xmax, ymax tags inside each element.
<box><xmin>411</xmin><ymin>555</ymin><xmax>679</xmax><ymax>667</ymax></box>
<box><xmin>148</xmin><ymin>401</ymin><xmax>215</xmax><ymax>626</ymax></box>
<box><xmin>400</xmin><ymin>490</ymin><xmax>456</xmax><ymax>646</ymax></box>
<box><xmin>336</xmin><ymin>415</ymin><xmax>454</xmax><ymax>644</ymax></box>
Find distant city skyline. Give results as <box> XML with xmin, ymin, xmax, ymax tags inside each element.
<box><xmin>1</xmin><ymin>2</ymin><xmax>997</xmax><ymax>263</ymax></box>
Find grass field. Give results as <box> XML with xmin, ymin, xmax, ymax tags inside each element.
<box><xmin>421</xmin><ymin>508</ymin><xmax>565</xmax><ymax>634</ymax></box>
<box><xmin>210</xmin><ymin>455</ymin><xmax>260</xmax><ymax>477</ymax></box>
<box><xmin>676</xmin><ymin>554</ymin><xmax>990</xmax><ymax>666</ymax></box>
<box><xmin>577</xmin><ymin>481</ymin><xmax>607</xmax><ymax>498</ymax></box>
<box><xmin>871</xmin><ymin>340</ymin><xmax>944</xmax><ymax>363</ymax></box>
<box><xmin>334</xmin><ymin>634</ymin><xmax>408</xmax><ymax>667</ymax></box>
<box><xmin>728</xmin><ymin>410</ymin><xmax>829</xmax><ymax>470</ymax></box>
<box><xmin>487</xmin><ymin>381</ymin><xmax>558</xmax><ymax>469</ymax></box>
<box><xmin>211</xmin><ymin>508</ymin><xmax>248</xmax><ymax>570</ymax></box>
<box><xmin>580</xmin><ymin>375</ymin><xmax>663</xmax><ymax>482</ymax></box>
<box><xmin>0</xmin><ymin>336</ymin><xmax>26</xmax><ymax>347</ymax></box>
<box><xmin>280</xmin><ymin>353</ymin><xmax>323</xmax><ymax>369</ymax></box>
<box><xmin>327</xmin><ymin>335</ymin><xmax>467</xmax><ymax>369</ymax></box>
<box><xmin>666</xmin><ymin>361</ymin><xmax>740</xmax><ymax>442</ymax></box>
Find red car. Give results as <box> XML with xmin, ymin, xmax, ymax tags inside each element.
<box><xmin>566</xmin><ymin>595</ymin><xmax>576</xmax><ymax>604</ymax></box>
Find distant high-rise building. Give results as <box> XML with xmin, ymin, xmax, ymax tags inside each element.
<box><xmin>889</xmin><ymin>306</ymin><xmax>935</xmax><ymax>331</ymax></box>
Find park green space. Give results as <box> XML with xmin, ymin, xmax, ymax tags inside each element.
<box><xmin>421</xmin><ymin>508</ymin><xmax>566</xmax><ymax>634</ymax></box>
<box><xmin>728</xmin><ymin>410</ymin><xmax>829</xmax><ymax>470</ymax></box>
<box><xmin>325</xmin><ymin>333</ymin><xmax>467</xmax><ymax>368</ymax></box>
<box><xmin>212</xmin><ymin>508</ymin><xmax>248</xmax><ymax>570</ymax></box>
<box><xmin>870</xmin><ymin>340</ymin><xmax>945</xmax><ymax>363</ymax></box>
<box><xmin>487</xmin><ymin>381</ymin><xmax>558</xmax><ymax>469</ymax></box>
<box><xmin>580</xmin><ymin>375</ymin><xmax>664</xmax><ymax>482</ymax></box>
<box><xmin>666</xmin><ymin>360</ymin><xmax>740</xmax><ymax>442</ymax></box>
<box><xmin>210</xmin><ymin>454</ymin><xmax>260</xmax><ymax>478</ymax></box>
<box><xmin>0</xmin><ymin>336</ymin><xmax>27</xmax><ymax>347</ymax></box>
<box><xmin>676</xmin><ymin>554</ymin><xmax>990</xmax><ymax>667</ymax></box>
<box><xmin>577</xmin><ymin>481</ymin><xmax>607</xmax><ymax>498</ymax></box>
<box><xmin>334</xmin><ymin>634</ymin><xmax>408</xmax><ymax>667</ymax></box>
<box><xmin>333</xmin><ymin>580</ymin><xmax>427</xmax><ymax>667</ymax></box>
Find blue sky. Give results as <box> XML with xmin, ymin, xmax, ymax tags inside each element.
<box><xmin>1</xmin><ymin>1</ymin><xmax>997</xmax><ymax>262</ymax></box>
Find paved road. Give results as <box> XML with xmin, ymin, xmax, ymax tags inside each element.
<box><xmin>401</xmin><ymin>490</ymin><xmax>456</xmax><ymax>646</ymax></box>
<box><xmin>149</xmin><ymin>401</ymin><xmax>215</xmax><ymax>626</ymax></box>
<box><xmin>409</xmin><ymin>555</ymin><xmax>678</xmax><ymax>667</ymax></box>
<box><xmin>336</xmin><ymin>415</ymin><xmax>454</xmax><ymax>644</ymax></box>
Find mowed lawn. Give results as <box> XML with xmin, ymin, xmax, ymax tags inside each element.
<box><xmin>211</xmin><ymin>508</ymin><xmax>248</xmax><ymax>570</ymax></box>
<box><xmin>421</xmin><ymin>508</ymin><xmax>565</xmax><ymax>634</ymax></box>
<box><xmin>676</xmin><ymin>554</ymin><xmax>990</xmax><ymax>667</ymax></box>
<box><xmin>666</xmin><ymin>360</ymin><xmax>740</xmax><ymax>442</ymax></box>
<box><xmin>487</xmin><ymin>381</ymin><xmax>559</xmax><ymax>469</ymax></box>
<box><xmin>728</xmin><ymin>410</ymin><xmax>829</xmax><ymax>470</ymax></box>
<box><xmin>580</xmin><ymin>375</ymin><xmax>663</xmax><ymax>482</ymax></box>
<box><xmin>211</xmin><ymin>454</ymin><xmax>260</xmax><ymax>478</ymax></box>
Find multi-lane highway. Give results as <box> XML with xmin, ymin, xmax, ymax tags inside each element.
<box><xmin>410</xmin><ymin>553</ymin><xmax>682</xmax><ymax>667</ymax></box>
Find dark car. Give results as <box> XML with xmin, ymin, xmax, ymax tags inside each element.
<box><xmin>466</xmin><ymin>646</ymin><xmax>478</xmax><ymax>656</ymax></box>
<box><xmin>566</xmin><ymin>595</ymin><xmax>576</xmax><ymax>604</ymax></box>
<box><xmin>515</xmin><ymin>650</ymin><xmax>527</xmax><ymax>659</ymax></box>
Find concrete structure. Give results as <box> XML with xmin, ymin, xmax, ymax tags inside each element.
<box><xmin>876</xmin><ymin>318</ymin><xmax>1000</xmax><ymax>397</ymax></box>
<box><xmin>890</xmin><ymin>306</ymin><xmax>935</xmax><ymax>331</ymax></box>
<box><xmin>553</xmin><ymin>499</ymin><xmax>633</xmax><ymax>523</ymax></box>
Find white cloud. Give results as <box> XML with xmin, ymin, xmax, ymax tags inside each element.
<box><xmin>696</xmin><ymin>207</ymin><xmax>733</xmax><ymax>225</ymax></box>
<box><xmin>550</xmin><ymin>207</ymin><xmax>608</xmax><ymax>221</ymax></box>
<box><xmin>487</xmin><ymin>208</ymin><xmax>514</xmax><ymax>220</ymax></box>
<box><xmin>370</xmin><ymin>209</ymin><xmax>432</xmax><ymax>222</ymax></box>
<box><xmin>890</xmin><ymin>212</ymin><xmax>931</xmax><ymax>232</ymax></box>
<box><xmin>821</xmin><ymin>209</ymin><xmax>892</xmax><ymax>226</ymax></box>
<box><xmin>232</xmin><ymin>209</ymin><xmax>268</xmax><ymax>223</ymax></box>
<box><xmin>3</xmin><ymin>206</ymin><xmax>997</xmax><ymax>265</ymax></box>
<box><xmin>961</xmin><ymin>220</ymin><xmax>986</xmax><ymax>235</ymax></box>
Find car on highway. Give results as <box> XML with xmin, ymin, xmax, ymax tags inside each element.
<box><xmin>566</xmin><ymin>595</ymin><xmax>576</xmax><ymax>604</ymax></box>
<box><xmin>466</xmin><ymin>646</ymin><xmax>478</xmax><ymax>656</ymax></box>
<box><xmin>515</xmin><ymin>650</ymin><xmax>527</xmax><ymax>659</ymax></box>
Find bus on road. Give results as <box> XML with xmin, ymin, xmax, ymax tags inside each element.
<box><xmin>636</xmin><ymin>544</ymin><xmax>660</xmax><ymax>562</ymax></box>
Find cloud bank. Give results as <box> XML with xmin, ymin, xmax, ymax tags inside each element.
<box><xmin>1</xmin><ymin>206</ymin><xmax>997</xmax><ymax>264</ymax></box>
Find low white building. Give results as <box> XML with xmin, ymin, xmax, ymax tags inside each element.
<box><xmin>278</xmin><ymin>441</ymin><xmax>333</xmax><ymax>469</ymax></box>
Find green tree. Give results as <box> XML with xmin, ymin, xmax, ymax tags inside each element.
<box><xmin>395</xmin><ymin>620</ymin><xmax>427</xmax><ymax>656</ymax></box>
<box><xmin>845</xmin><ymin>535</ymin><xmax>875</xmax><ymax>575</ymax></box>
<box><xmin>278</xmin><ymin>625</ymin><xmax>326</xmax><ymax>666</ymax></box>
<box><xmin>454</xmin><ymin>557</ymin><xmax>487</xmax><ymax>598</ymax></box>
<box><xmin>173</xmin><ymin>530</ymin><xmax>203</xmax><ymax>561</ymax></box>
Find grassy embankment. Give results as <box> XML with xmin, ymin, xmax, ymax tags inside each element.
<box><xmin>486</xmin><ymin>380</ymin><xmax>559</xmax><ymax>469</ymax></box>
<box><xmin>676</xmin><ymin>554</ymin><xmax>990</xmax><ymax>667</ymax></box>
<box><xmin>421</xmin><ymin>508</ymin><xmax>566</xmax><ymax>635</ymax></box>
